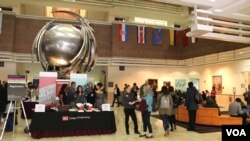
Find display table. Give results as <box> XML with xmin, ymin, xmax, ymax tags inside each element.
<box><xmin>30</xmin><ymin>111</ymin><xmax>117</xmax><ymax>139</ymax></box>
<box><xmin>21</xmin><ymin>101</ymin><xmax>38</xmax><ymax>119</ymax></box>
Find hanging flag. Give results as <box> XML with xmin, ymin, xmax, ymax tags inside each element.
<box><xmin>117</xmin><ymin>23</ymin><xmax>128</xmax><ymax>42</ymax></box>
<box><xmin>174</xmin><ymin>30</ymin><xmax>179</xmax><ymax>47</ymax></box>
<box><xmin>169</xmin><ymin>28</ymin><xmax>174</xmax><ymax>46</ymax></box>
<box><xmin>152</xmin><ymin>28</ymin><xmax>163</xmax><ymax>45</ymax></box>
<box><xmin>137</xmin><ymin>26</ymin><xmax>145</xmax><ymax>44</ymax></box>
<box><xmin>182</xmin><ymin>28</ymin><xmax>189</xmax><ymax>47</ymax></box>
<box><xmin>0</xmin><ymin>12</ymin><xmax>2</xmax><ymax>34</ymax></box>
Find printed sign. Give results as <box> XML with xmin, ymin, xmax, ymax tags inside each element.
<box><xmin>34</xmin><ymin>104</ymin><xmax>46</xmax><ymax>112</ymax></box>
<box><xmin>70</xmin><ymin>73</ymin><xmax>87</xmax><ymax>87</ymax></box>
<box><xmin>39</xmin><ymin>72</ymin><xmax>57</xmax><ymax>104</ymax></box>
<box><xmin>7</xmin><ymin>75</ymin><xmax>26</xmax><ymax>100</ymax></box>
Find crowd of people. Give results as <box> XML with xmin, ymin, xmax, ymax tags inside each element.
<box><xmin>58</xmin><ymin>81</ymin><xmax>107</xmax><ymax>109</ymax></box>
<box><xmin>1</xmin><ymin>78</ymin><xmax>250</xmax><ymax>136</ymax></box>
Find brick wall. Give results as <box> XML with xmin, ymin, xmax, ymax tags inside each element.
<box><xmin>0</xmin><ymin>14</ymin><xmax>249</xmax><ymax>59</ymax></box>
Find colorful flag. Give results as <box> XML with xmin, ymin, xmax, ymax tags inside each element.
<box><xmin>169</xmin><ymin>28</ymin><xmax>174</xmax><ymax>46</ymax></box>
<box><xmin>182</xmin><ymin>28</ymin><xmax>189</xmax><ymax>47</ymax></box>
<box><xmin>174</xmin><ymin>30</ymin><xmax>179</xmax><ymax>47</ymax></box>
<box><xmin>137</xmin><ymin>26</ymin><xmax>145</xmax><ymax>44</ymax></box>
<box><xmin>117</xmin><ymin>23</ymin><xmax>128</xmax><ymax>42</ymax></box>
<box><xmin>0</xmin><ymin>12</ymin><xmax>2</xmax><ymax>34</ymax></box>
<box><xmin>152</xmin><ymin>28</ymin><xmax>163</xmax><ymax>45</ymax></box>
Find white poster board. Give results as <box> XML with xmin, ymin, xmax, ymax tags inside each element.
<box><xmin>70</xmin><ymin>73</ymin><xmax>87</xmax><ymax>87</ymax></box>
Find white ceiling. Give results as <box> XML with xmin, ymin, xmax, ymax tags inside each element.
<box><xmin>152</xmin><ymin>0</ymin><xmax>250</xmax><ymax>22</ymax></box>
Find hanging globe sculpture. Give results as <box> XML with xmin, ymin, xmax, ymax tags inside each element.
<box><xmin>32</xmin><ymin>11</ymin><xmax>97</xmax><ymax>77</ymax></box>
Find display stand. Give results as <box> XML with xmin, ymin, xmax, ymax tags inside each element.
<box><xmin>0</xmin><ymin>100</ymin><xmax>30</xmax><ymax>140</ymax></box>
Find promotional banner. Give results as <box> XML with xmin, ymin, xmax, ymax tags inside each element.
<box><xmin>70</xmin><ymin>73</ymin><xmax>87</xmax><ymax>87</ymax></box>
<box><xmin>7</xmin><ymin>75</ymin><xmax>26</xmax><ymax>100</ymax></box>
<box><xmin>56</xmin><ymin>79</ymin><xmax>70</xmax><ymax>96</ymax></box>
<box><xmin>39</xmin><ymin>72</ymin><xmax>57</xmax><ymax>104</ymax></box>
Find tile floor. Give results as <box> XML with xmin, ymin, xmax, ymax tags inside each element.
<box><xmin>1</xmin><ymin>107</ymin><xmax>221</xmax><ymax>141</ymax></box>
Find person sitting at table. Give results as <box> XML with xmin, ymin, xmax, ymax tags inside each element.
<box><xmin>75</xmin><ymin>85</ymin><xmax>86</xmax><ymax>104</ymax></box>
<box><xmin>59</xmin><ymin>84</ymin><xmax>69</xmax><ymax>106</ymax></box>
<box><xmin>94</xmin><ymin>82</ymin><xmax>107</xmax><ymax>109</ymax></box>
<box><xmin>229</xmin><ymin>98</ymin><xmax>248</xmax><ymax>125</ymax></box>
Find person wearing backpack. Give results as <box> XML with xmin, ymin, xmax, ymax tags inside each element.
<box><xmin>139</xmin><ymin>85</ymin><xmax>153</xmax><ymax>138</ymax></box>
<box><xmin>169</xmin><ymin>86</ymin><xmax>178</xmax><ymax>131</ymax></box>
<box><xmin>185</xmin><ymin>82</ymin><xmax>199</xmax><ymax>131</ymax></box>
<box><xmin>155</xmin><ymin>86</ymin><xmax>173</xmax><ymax>137</ymax></box>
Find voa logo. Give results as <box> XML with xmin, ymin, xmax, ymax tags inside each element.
<box><xmin>226</xmin><ymin>129</ymin><xmax>246</xmax><ymax>136</ymax></box>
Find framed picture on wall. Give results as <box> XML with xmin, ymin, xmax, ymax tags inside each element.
<box><xmin>212</xmin><ymin>76</ymin><xmax>222</xmax><ymax>94</ymax></box>
<box><xmin>148</xmin><ymin>79</ymin><xmax>158</xmax><ymax>89</ymax></box>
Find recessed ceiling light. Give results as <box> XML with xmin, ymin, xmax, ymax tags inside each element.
<box><xmin>239</xmin><ymin>52</ymin><xmax>243</xmax><ymax>54</ymax></box>
<box><xmin>209</xmin><ymin>0</ymin><xmax>216</xmax><ymax>2</ymax></box>
<box><xmin>214</xmin><ymin>9</ymin><xmax>222</xmax><ymax>12</ymax></box>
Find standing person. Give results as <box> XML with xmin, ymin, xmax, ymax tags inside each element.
<box><xmin>122</xmin><ymin>85</ymin><xmax>140</xmax><ymax>135</ymax></box>
<box><xmin>156</xmin><ymin>86</ymin><xmax>173</xmax><ymax>136</ymax></box>
<box><xmin>169</xmin><ymin>87</ymin><xmax>178</xmax><ymax>131</ymax></box>
<box><xmin>75</xmin><ymin>85</ymin><xmax>86</xmax><ymax>104</ymax></box>
<box><xmin>94</xmin><ymin>82</ymin><xmax>107</xmax><ymax>109</ymax></box>
<box><xmin>0</xmin><ymin>81</ymin><xmax>7</xmax><ymax>123</ymax></box>
<box><xmin>243</xmin><ymin>90</ymin><xmax>250</xmax><ymax>109</ymax></box>
<box><xmin>140</xmin><ymin>80</ymin><xmax>148</xmax><ymax>97</ymax></box>
<box><xmin>152</xmin><ymin>86</ymin><xmax>158</xmax><ymax>112</ymax></box>
<box><xmin>68</xmin><ymin>82</ymin><xmax>77</xmax><ymax>105</ymax></box>
<box><xmin>59</xmin><ymin>84</ymin><xmax>69</xmax><ymax>106</ymax></box>
<box><xmin>211</xmin><ymin>87</ymin><xmax>216</xmax><ymax>101</ymax></box>
<box><xmin>112</xmin><ymin>84</ymin><xmax>120</xmax><ymax>107</ymax></box>
<box><xmin>86</xmin><ymin>82</ymin><xmax>95</xmax><ymax>105</ymax></box>
<box><xmin>185</xmin><ymin>82</ymin><xmax>199</xmax><ymax>131</ymax></box>
<box><xmin>139</xmin><ymin>85</ymin><xmax>153</xmax><ymax>138</ymax></box>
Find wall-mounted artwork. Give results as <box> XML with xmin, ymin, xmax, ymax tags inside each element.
<box><xmin>148</xmin><ymin>79</ymin><xmax>158</xmax><ymax>88</ymax></box>
<box><xmin>212</xmin><ymin>75</ymin><xmax>222</xmax><ymax>94</ymax></box>
<box><xmin>189</xmin><ymin>78</ymin><xmax>200</xmax><ymax>90</ymax></box>
<box><xmin>175</xmin><ymin>79</ymin><xmax>186</xmax><ymax>92</ymax></box>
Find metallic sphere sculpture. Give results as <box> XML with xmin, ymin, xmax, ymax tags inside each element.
<box><xmin>32</xmin><ymin>11</ymin><xmax>97</xmax><ymax>77</ymax></box>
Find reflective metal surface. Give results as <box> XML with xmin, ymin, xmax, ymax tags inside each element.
<box><xmin>32</xmin><ymin>11</ymin><xmax>97</xmax><ymax>78</ymax></box>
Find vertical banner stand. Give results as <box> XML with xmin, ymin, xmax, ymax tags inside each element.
<box><xmin>0</xmin><ymin>100</ymin><xmax>30</xmax><ymax>140</ymax></box>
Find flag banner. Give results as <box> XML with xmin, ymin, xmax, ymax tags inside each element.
<box><xmin>0</xmin><ymin>12</ymin><xmax>2</xmax><ymax>34</ymax></box>
<box><xmin>174</xmin><ymin>30</ymin><xmax>179</xmax><ymax>47</ymax></box>
<box><xmin>169</xmin><ymin>28</ymin><xmax>174</xmax><ymax>46</ymax></box>
<box><xmin>182</xmin><ymin>28</ymin><xmax>189</xmax><ymax>47</ymax></box>
<box><xmin>137</xmin><ymin>26</ymin><xmax>145</xmax><ymax>44</ymax></box>
<box><xmin>117</xmin><ymin>23</ymin><xmax>128</xmax><ymax>42</ymax></box>
<box><xmin>152</xmin><ymin>28</ymin><xmax>163</xmax><ymax>45</ymax></box>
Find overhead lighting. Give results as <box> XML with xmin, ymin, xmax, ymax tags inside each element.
<box><xmin>214</xmin><ymin>9</ymin><xmax>222</xmax><ymax>12</ymax></box>
<box><xmin>209</xmin><ymin>0</ymin><xmax>216</xmax><ymax>2</ymax></box>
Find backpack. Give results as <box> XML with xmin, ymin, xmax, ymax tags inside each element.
<box><xmin>160</xmin><ymin>95</ymin><xmax>170</xmax><ymax>109</ymax></box>
<box><xmin>194</xmin><ymin>91</ymin><xmax>202</xmax><ymax>104</ymax></box>
<box><xmin>172</xmin><ymin>94</ymin><xmax>179</xmax><ymax>108</ymax></box>
<box><xmin>139</xmin><ymin>99</ymin><xmax>147</xmax><ymax>112</ymax></box>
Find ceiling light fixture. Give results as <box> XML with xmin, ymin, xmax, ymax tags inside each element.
<box><xmin>214</xmin><ymin>9</ymin><xmax>222</xmax><ymax>12</ymax></box>
<box><xmin>209</xmin><ymin>0</ymin><xmax>216</xmax><ymax>2</ymax></box>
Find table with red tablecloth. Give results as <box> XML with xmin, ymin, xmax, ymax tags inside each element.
<box><xmin>21</xmin><ymin>101</ymin><xmax>38</xmax><ymax>119</ymax></box>
<box><xmin>30</xmin><ymin>111</ymin><xmax>117</xmax><ymax>139</ymax></box>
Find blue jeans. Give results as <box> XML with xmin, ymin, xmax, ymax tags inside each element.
<box><xmin>160</xmin><ymin>114</ymin><xmax>170</xmax><ymax>131</ymax></box>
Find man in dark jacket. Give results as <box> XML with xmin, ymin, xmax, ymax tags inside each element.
<box><xmin>122</xmin><ymin>85</ymin><xmax>140</xmax><ymax>135</ymax></box>
<box><xmin>0</xmin><ymin>82</ymin><xmax>7</xmax><ymax>122</ymax></box>
<box><xmin>111</xmin><ymin>84</ymin><xmax>121</xmax><ymax>107</ymax></box>
<box><xmin>185</xmin><ymin>82</ymin><xmax>198</xmax><ymax>131</ymax></box>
